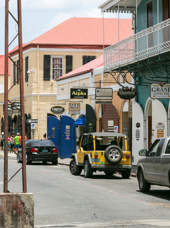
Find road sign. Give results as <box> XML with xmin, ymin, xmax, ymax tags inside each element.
<box><xmin>31</xmin><ymin>123</ymin><xmax>35</xmax><ymax>130</ymax></box>
<box><xmin>27</xmin><ymin>119</ymin><xmax>38</xmax><ymax>124</ymax></box>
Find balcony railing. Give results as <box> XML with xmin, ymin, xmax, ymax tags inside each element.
<box><xmin>104</xmin><ymin>18</ymin><xmax>170</xmax><ymax>72</ymax></box>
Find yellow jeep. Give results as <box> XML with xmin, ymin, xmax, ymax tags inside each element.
<box><xmin>69</xmin><ymin>132</ymin><xmax>132</xmax><ymax>178</ymax></box>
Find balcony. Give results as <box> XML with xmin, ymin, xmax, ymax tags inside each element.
<box><xmin>104</xmin><ymin>18</ymin><xmax>170</xmax><ymax>73</ymax></box>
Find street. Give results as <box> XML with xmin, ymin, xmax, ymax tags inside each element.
<box><xmin>0</xmin><ymin>156</ymin><xmax>170</xmax><ymax>228</ymax></box>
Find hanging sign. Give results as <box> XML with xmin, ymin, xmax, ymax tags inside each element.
<box><xmin>118</xmin><ymin>87</ymin><xmax>137</xmax><ymax>100</ymax></box>
<box><xmin>95</xmin><ymin>88</ymin><xmax>112</xmax><ymax>100</ymax></box>
<box><xmin>51</xmin><ymin>106</ymin><xmax>65</xmax><ymax>114</ymax></box>
<box><xmin>151</xmin><ymin>82</ymin><xmax>170</xmax><ymax>99</ymax></box>
<box><xmin>70</xmin><ymin>88</ymin><xmax>88</xmax><ymax>99</ymax></box>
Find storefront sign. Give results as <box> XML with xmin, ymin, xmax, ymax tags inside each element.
<box><xmin>51</xmin><ymin>106</ymin><xmax>65</xmax><ymax>114</ymax></box>
<box><xmin>151</xmin><ymin>82</ymin><xmax>170</xmax><ymax>99</ymax></box>
<box><xmin>69</xmin><ymin>103</ymin><xmax>80</xmax><ymax>113</ymax></box>
<box><xmin>95</xmin><ymin>88</ymin><xmax>112</xmax><ymax>100</ymax></box>
<box><xmin>3</xmin><ymin>102</ymin><xmax>21</xmax><ymax>114</ymax></box>
<box><xmin>70</xmin><ymin>88</ymin><xmax>88</xmax><ymax>99</ymax></box>
<box><xmin>118</xmin><ymin>87</ymin><xmax>137</xmax><ymax>100</ymax></box>
<box><xmin>156</xmin><ymin>122</ymin><xmax>165</xmax><ymax>138</ymax></box>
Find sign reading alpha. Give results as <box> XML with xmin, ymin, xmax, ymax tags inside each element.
<box><xmin>70</xmin><ymin>88</ymin><xmax>88</xmax><ymax>99</ymax></box>
<box><xmin>118</xmin><ymin>87</ymin><xmax>137</xmax><ymax>100</ymax></box>
<box><xmin>51</xmin><ymin>106</ymin><xmax>65</xmax><ymax>114</ymax></box>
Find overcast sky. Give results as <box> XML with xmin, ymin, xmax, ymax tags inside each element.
<box><xmin>0</xmin><ymin>0</ymin><xmax>131</xmax><ymax>54</ymax></box>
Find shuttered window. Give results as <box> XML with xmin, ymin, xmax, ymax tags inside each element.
<box><xmin>17</xmin><ymin>60</ymin><xmax>19</xmax><ymax>84</ymax></box>
<box><xmin>52</xmin><ymin>56</ymin><xmax>64</xmax><ymax>80</ymax></box>
<box><xmin>66</xmin><ymin>55</ymin><xmax>72</xmax><ymax>73</ymax></box>
<box><xmin>83</xmin><ymin>56</ymin><xmax>96</xmax><ymax>65</ymax></box>
<box><xmin>43</xmin><ymin>55</ymin><xmax>51</xmax><ymax>81</ymax></box>
<box><xmin>13</xmin><ymin>62</ymin><xmax>16</xmax><ymax>84</ymax></box>
<box><xmin>25</xmin><ymin>56</ymin><xmax>29</xmax><ymax>82</ymax></box>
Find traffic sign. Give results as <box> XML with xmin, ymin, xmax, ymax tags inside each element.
<box><xmin>27</xmin><ymin>119</ymin><xmax>38</xmax><ymax>124</ymax></box>
<box><xmin>31</xmin><ymin>123</ymin><xmax>35</xmax><ymax>130</ymax></box>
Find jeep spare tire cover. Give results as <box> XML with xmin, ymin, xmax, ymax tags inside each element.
<box><xmin>104</xmin><ymin>145</ymin><xmax>123</xmax><ymax>164</ymax></box>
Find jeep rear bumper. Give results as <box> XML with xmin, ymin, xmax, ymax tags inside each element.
<box><xmin>91</xmin><ymin>164</ymin><xmax>132</xmax><ymax>171</ymax></box>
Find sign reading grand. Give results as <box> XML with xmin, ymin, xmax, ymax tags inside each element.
<box><xmin>151</xmin><ymin>82</ymin><xmax>170</xmax><ymax>99</ymax></box>
<box><xmin>70</xmin><ymin>88</ymin><xmax>88</xmax><ymax>99</ymax></box>
<box><xmin>51</xmin><ymin>106</ymin><xmax>65</xmax><ymax>114</ymax></box>
<box><xmin>95</xmin><ymin>88</ymin><xmax>113</xmax><ymax>100</ymax></box>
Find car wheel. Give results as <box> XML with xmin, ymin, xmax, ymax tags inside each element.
<box><xmin>138</xmin><ymin>170</ymin><xmax>151</xmax><ymax>193</ymax></box>
<box><xmin>26</xmin><ymin>154</ymin><xmax>31</xmax><ymax>165</ymax></box>
<box><xmin>69</xmin><ymin>159</ymin><xmax>82</xmax><ymax>175</ymax></box>
<box><xmin>17</xmin><ymin>154</ymin><xmax>21</xmax><ymax>163</ymax></box>
<box><xmin>43</xmin><ymin>161</ymin><xmax>47</xmax><ymax>165</ymax></box>
<box><xmin>121</xmin><ymin>169</ymin><xmax>131</xmax><ymax>179</ymax></box>
<box><xmin>84</xmin><ymin>160</ymin><xmax>93</xmax><ymax>178</ymax></box>
<box><xmin>104</xmin><ymin>171</ymin><xmax>115</xmax><ymax>176</ymax></box>
<box><xmin>104</xmin><ymin>145</ymin><xmax>123</xmax><ymax>164</ymax></box>
<box><xmin>52</xmin><ymin>160</ymin><xmax>58</xmax><ymax>165</ymax></box>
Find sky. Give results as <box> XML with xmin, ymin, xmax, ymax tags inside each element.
<box><xmin>0</xmin><ymin>0</ymin><xmax>131</xmax><ymax>55</ymax></box>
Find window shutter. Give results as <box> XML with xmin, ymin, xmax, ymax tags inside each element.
<box><xmin>43</xmin><ymin>55</ymin><xmax>51</xmax><ymax>81</ymax></box>
<box><xmin>13</xmin><ymin>62</ymin><xmax>16</xmax><ymax>84</ymax></box>
<box><xmin>83</xmin><ymin>56</ymin><xmax>96</xmax><ymax>65</ymax></box>
<box><xmin>25</xmin><ymin>56</ymin><xmax>29</xmax><ymax>82</ymax></box>
<box><xmin>17</xmin><ymin>60</ymin><xmax>19</xmax><ymax>84</ymax></box>
<box><xmin>66</xmin><ymin>55</ymin><xmax>73</xmax><ymax>73</ymax></box>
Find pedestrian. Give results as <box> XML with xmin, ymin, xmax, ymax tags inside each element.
<box><xmin>14</xmin><ymin>133</ymin><xmax>20</xmax><ymax>153</ymax></box>
<box><xmin>43</xmin><ymin>133</ymin><xmax>47</xmax><ymax>140</ymax></box>
<box><xmin>10</xmin><ymin>134</ymin><xmax>15</xmax><ymax>153</ymax></box>
<box><xmin>0</xmin><ymin>132</ymin><xmax>4</xmax><ymax>150</ymax></box>
<box><xmin>18</xmin><ymin>133</ymin><xmax>27</xmax><ymax>145</ymax></box>
<box><xmin>8</xmin><ymin>134</ymin><xmax>11</xmax><ymax>152</ymax></box>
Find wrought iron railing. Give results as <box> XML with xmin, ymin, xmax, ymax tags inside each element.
<box><xmin>104</xmin><ymin>18</ymin><xmax>170</xmax><ymax>72</ymax></box>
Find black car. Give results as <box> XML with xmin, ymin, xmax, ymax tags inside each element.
<box><xmin>17</xmin><ymin>139</ymin><xmax>58</xmax><ymax>165</ymax></box>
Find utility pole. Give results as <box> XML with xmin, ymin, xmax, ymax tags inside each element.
<box><xmin>4</xmin><ymin>0</ymin><xmax>27</xmax><ymax>193</ymax></box>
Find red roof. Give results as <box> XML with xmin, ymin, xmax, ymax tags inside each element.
<box><xmin>0</xmin><ymin>55</ymin><xmax>10</xmax><ymax>75</ymax></box>
<box><xmin>10</xmin><ymin>17</ymin><xmax>132</xmax><ymax>55</ymax></box>
<box><xmin>57</xmin><ymin>55</ymin><xmax>103</xmax><ymax>81</ymax></box>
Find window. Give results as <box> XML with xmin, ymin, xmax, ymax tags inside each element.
<box><xmin>149</xmin><ymin>139</ymin><xmax>160</xmax><ymax>156</ymax></box>
<box><xmin>81</xmin><ymin>135</ymin><xmax>88</xmax><ymax>151</ymax></box>
<box><xmin>52</xmin><ymin>56</ymin><xmax>64</xmax><ymax>80</ymax></box>
<box><xmin>165</xmin><ymin>139</ymin><xmax>170</xmax><ymax>154</ymax></box>
<box><xmin>25</xmin><ymin>56</ymin><xmax>29</xmax><ymax>82</ymax></box>
<box><xmin>13</xmin><ymin>62</ymin><xmax>16</xmax><ymax>84</ymax></box>
<box><xmin>43</xmin><ymin>55</ymin><xmax>50</xmax><ymax>81</ymax></box>
<box><xmin>83</xmin><ymin>56</ymin><xmax>96</xmax><ymax>65</ymax></box>
<box><xmin>156</xmin><ymin>139</ymin><xmax>165</xmax><ymax>156</ymax></box>
<box><xmin>17</xmin><ymin>60</ymin><xmax>19</xmax><ymax>84</ymax></box>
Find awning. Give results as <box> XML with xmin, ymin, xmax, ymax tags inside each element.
<box><xmin>73</xmin><ymin>116</ymin><xmax>85</xmax><ymax>126</ymax></box>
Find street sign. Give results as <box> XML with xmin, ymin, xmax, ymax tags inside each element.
<box><xmin>31</xmin><ymin>123</ymin><xmax>35</xmax><ymax>130</ymax></box>
<box><xmin>27</xmin><ymin>119</ymin><xmax>38</xmax><ymax>123</ymax></box>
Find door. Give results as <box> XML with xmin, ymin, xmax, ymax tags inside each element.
<box><xmin>47</xmin><ymin>116</ymin><xmax>60</xmax><ymax>152</ymax></box>
<box><xmin>147</xmin><ymin>1</ymin><xmax>153</xmax><ymax>48</ymax></box>
<box><xmin>60</xmin><ymin>115</ymin><xmax>75</xmax><ymax>158</ymax></box>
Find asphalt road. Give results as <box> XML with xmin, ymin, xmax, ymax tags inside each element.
<box><xmin>0</xmin><ymin>156</ymin><xmax>170</xmax><ymax>228</ymax></box>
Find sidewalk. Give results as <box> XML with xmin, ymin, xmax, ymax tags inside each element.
<box><xmin>0</xmin><ymin>150</ymin><xmax>137</xmax><ymax>177</ymax></box>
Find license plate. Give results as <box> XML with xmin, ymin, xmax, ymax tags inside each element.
<box><xmin>92</xmin><ymin>158</ymin><xmax>100</xmax><ymax>162</ymax></box>
<box><xmin>42</xmin><ymin>149</ymin><xmax>48</xmax><ymax>152</ymax></box>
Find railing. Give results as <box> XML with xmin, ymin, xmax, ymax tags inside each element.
<box><xmin>104</xmin><ymin>18</ymin><xmax>170</xmax><ymax>72</ymax></box>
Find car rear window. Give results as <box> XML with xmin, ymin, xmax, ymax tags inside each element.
<box><xmin>31</xmin><ymin>140</ymin><xmax>54</xmax><ymax>147</ymax></box>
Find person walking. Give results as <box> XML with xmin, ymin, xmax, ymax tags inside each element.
<box><xmin>43</xmin><ymin>133</ymin><xmax>47</xmax><ymax>140</ymax></box>
<box><xmin>14</xmin><ymin>133</ymin><xmax>20</xmax><ymax>153</ymax></box>
<box><xmin>8</xmin><ymin>135</ymin><xmax>11</xmax><ymax>152</ymax></box>
<box><xmin>0</xmin><ymin>132</ymin><xmax>4</xmax><ymax>150</ymax></box>
<box><xmin>18</xmin><ymin>133</ymin><xmax>27</xmax><ymax>145</ymax></box>
<box><xmin>10</xmin><ymin>134</ymin><xmax>15</xmax><ymax>153</ymax></box>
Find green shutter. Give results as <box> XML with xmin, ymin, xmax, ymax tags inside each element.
<box><xmin>43</xmin><ymin>55</ymin><xmax>51</xmax><ymax>81</ymax></box>
<box><xmin>66</xmin><ymin>55</ymin><xmax>73</xmax><ymax>73</ymax></box>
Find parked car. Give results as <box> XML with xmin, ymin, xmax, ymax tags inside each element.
<box><xmin>69</xmin><ymin>132</ymin><xmax>132</xmax><ymax>178</ymax></box>
<box><xmin>17</xmin><ymin>139</ymin><xmax>58</xmax><ymax>165</ymax></box>
<box><xmin>137</xmin><ymin>137</ymin><xmax>170</xmax><ymax>193</ymax></box>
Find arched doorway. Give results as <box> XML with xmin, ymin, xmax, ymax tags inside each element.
<box><xmin>102</xmin><ymin>104</ymin><xmax>119</xmax><ymax>132</ymax></box>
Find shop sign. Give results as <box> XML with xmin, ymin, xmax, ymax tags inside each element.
<box><xmin>156</xmin><ymin>122</ymin><xmax>165</xmax><ymax>138</ymax></box>
<box><xmin>69</xmin><ymin>103</ymin><xmax>80</xmax><ymax>113</ymax></box>
<box><xmin>70</xmin><ymin>88</ymin><xmax>88</xmax><ymax>99</ymax></box>
<box><xmin>51</xmin><ymin>106</ymin><xmax>65</xmax><ymax>114</ymax></box>
<box><xmin>95</xmin><ymin>88</ymin><xmax>112</xmax><ymax>100</ymax></box>
<box><xmin>151</xmin><ymin>82</ymin><xmax>170</xmax><ymax>99</ymax></box>
<box><xmin>117</xmin><ymin>87</ymin><xmax>137</xmax><ymax>100</ymax></box>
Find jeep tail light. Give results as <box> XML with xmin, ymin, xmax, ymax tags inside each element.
<box><xmin>52</xmin><ymin>148</ymin><xmax>58</xmax><ymax>153</ymax></box>
<box><xmin>126</xmin><ymin>154</ymin><xmax>130</xmax><ymax>159</ymax></box>
<box><xmin>31</xmin><ymin>148</ymin><xmax>38</xmax><ymax>153</ymax></box>
<box><xmin>94</xmin><ymin>152</ymin><xmax>98</xmax><ymax>158</ymax></box>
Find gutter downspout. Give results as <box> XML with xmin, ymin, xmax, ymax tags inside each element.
<box><xmin>37</xmin><ymin>45</ymin><xmax>40</xmax><ymax>139</ymax></box>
